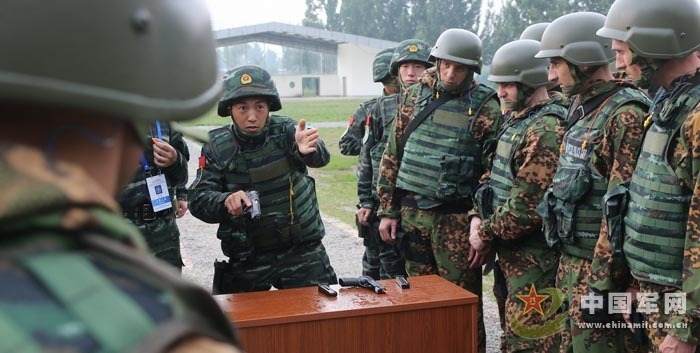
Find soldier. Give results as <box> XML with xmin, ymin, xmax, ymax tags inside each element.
<box><xmin>356</xmin><ymin>39</ymin><xmax>431</xmax><ymax>279</ymax></box>
<box><xmin>339</xmin><ymin>47</ymin><xmax>400</xmax><ymax>156</ymax></box>
<box><xmin>0</xmin><ymin>0</ymin><xmax>241</xmax><ymax>352</ymax></box>
<box><xmin>589</xmin><ymin>0</ymin><xmax>700</xmax><ymax>352</ymax></box>
<box><xmin>377</xmin><ymin>28</ymin><xmax>503</xmax><ymax>353</ymax></box>
<box><xmin>119</xmin><ymin>121</ymin><xmax>189</xmax><ymax>270</ymax></box>
<box><xmin>470</xmin><ymin>39</ymin><xmax>567</xmax><ymax>353</ymax></box>
<box><xmin>535</xmin><ymin>12</ymin><xmax>651</xmax><ymax>353</ymax></box>
<box><xmin>189</xmin><ymin>65</ymin><xmax>337</xmax><ymax>294</ymax></box>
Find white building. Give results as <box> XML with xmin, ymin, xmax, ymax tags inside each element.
<box><xmin>214</xmin><ymin>22</ymin><xmax>398</xmax><ymax>97</ymax></box>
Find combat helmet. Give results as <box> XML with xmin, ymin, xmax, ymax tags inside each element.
<box><xmin>217</xmin><ymin>65</ymin><xmax>282</xmax><ymax>117</ymax></box>
<box><xmin>390</xmin><ymin>39</ymin><xmax>432</xmax><ymax>75</ymax></box>
<box><xmin>597</xmin><ymin>0</ymin><xmax>700</xmax><ymax>59</ymax></box>
<box><xmin>0</xmin><ymin>0</ymin><xmax>220</xmax><ymax>122</ymax></box>
<box><xmin>489</xmin><ymin>40</ymin><xmax>549</xmax><ymax>88</ymax></box>
<box><xmin>430</xmin><ymin>29</ymin><xmax>483</xmax><ymax>73</ymax></box>
<box><xmin>520</xmin><ymin>23</ymin><xmax>550</xmax><ymax>41</ymax></box>
<box><xmin>536</xmin><ymin>12</ymin><xmax>613</xmax><ymax>66</ymax></box>
<box><xmin>373</xmin><ymin>48</ymin><xmax>396</xmax><ymax>82</ymax></box>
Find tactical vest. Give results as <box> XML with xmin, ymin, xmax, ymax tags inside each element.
<box><xmin>548</xmin><ymin>86</ymin><xmax>650</xmax><ymax>259</ymax></box>
<box><xmin>369</xmin><ymin>94</ymin><xmax>399</xmax><ymax>189</ymax></box>
<box><xmin>208</xmin><ymin>116</ymin><xmax>324</xmax><ymax>257</ymax></box>
<box><xmin>624</xmin><ymin>83</ymin><xmax>700</xmax><ymax>288</ymax></box>
<box><xmin>490</xmin><ymin>103</ymin><xmax>567</xmax><ymax>222</ymax></box>
<box><xmin>396</xmin><ymin>84</ymin><xmax>496</xmax><ymax>204</ymax></box>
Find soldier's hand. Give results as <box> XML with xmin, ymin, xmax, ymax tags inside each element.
<box><xmin>659</xmin><ymin>335</ymin><xmax>696</xmax><ymax>353</ymax></box>
<box><xmin>379</xmin><ymin>217</ymin><xmax>398</xmax><ymax>243</ymax></box>
<box><xmin>152</xmin><ymin>138</ymin><xmax>178</xmax><ymax>168</ymax></box>
<box><xmin>224</xmin><ymin>191</ymin><xmax>252</xmax><ymax>217</ymax></box>
<box><xmin>176</xmin><ymin>200</ymin><xmax>188</xmax><ymax>218</ymax></box>
<box><xmin>468</xmin><ymin>246</ymin><xmax>493</xmax><ymax>269</ymax></box>
<box><xmin>356</xmin><ymin>207</ymin><xmax>373</xmax><ymax>226</ymax></box>
<box><xmin>295</xmin><ymin>119</ymin><xmax>319</xmax><ymax>155</ymax></box>
<box><xmin>469</xmin><ymin>217</ymin><xmax>489</xmax><ymax>252</ymax></box>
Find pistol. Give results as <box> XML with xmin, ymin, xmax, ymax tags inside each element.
<box><xmin>395</xmin><ymin>276</ymin><xmax>410</xmax><ymax>289</ymax></box>
<box><xmin>244</xmin><ymin>190</ymin><xmax>261</xmax><ymax>220</ymax></box>
<box><xmin>338</xmin><ymin>276</ymin><xmax>386</xmax><ymax>294</ymax></box>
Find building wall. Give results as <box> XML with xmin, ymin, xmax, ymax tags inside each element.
<box><xmin>337</xmin><ymin>43</ymin><xmax>384</xmax><ymax>97</ymax></box>
<box><xmin>273</xmin><ymin>75</ymin><xmax>342</xmax><ymax>97</ymax></box>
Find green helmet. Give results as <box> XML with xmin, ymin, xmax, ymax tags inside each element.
<box><xmin>0</xmin><ymin>0</ymin><xmax>220</xmax><ymax>122</ymax></box>
<box><xmin>597</xmin><ymin>0</ymin><xmax>700</xmax><ymax>59</ymax></box>
<box><xmin>390</xmin><ymin>39</ymin><xmax>432</xmax><ymax>75</ymax></box>
<box><xmin>535</xmin><ymin>12</ymin><xmax>613</xmax><ymax>66</ymax></box>
<box><xmin>217</xmin><ymin>65</ymin><xmax>282</xmax><ymax>117</ymax></box>
<box><xmin>429</xmin><ymin>29</ymin><xmax>483</xmax><ymax>73</ymax></box>
<box><xmin>373</xmin><ymin>48</ymin><xmax>395</xmax><ymax>82</ymax></box>
<box><xmin>520</xmin><ymin>23</ymin><xmax>550</xmax><ymax>41</ymax></box>
<box><xmin>489</xmin><ymin>40</ymin><xmax>549</xmax><ymax>88</ymax></box>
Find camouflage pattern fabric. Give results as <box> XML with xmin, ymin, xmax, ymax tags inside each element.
<box><xmin>119</xmin><ymin>121</ymin><xmax>189</xmax><ymax>269</ymax></box>
<box><xmin>638</xmin><ymin>281</ymin><xmax>700</xmax><ymax>352</ymax></box>
<box><xmin>0</xmin><ymin>144</ymin><xmax>238</xmax><ymax>352</ymax></box>
<box><xmin>339</xmin><ymin>97</ymin><xmax>378</xmax><ymax>156</ymax></box>
<box><xmin>477</xmin><ymin>101</ymin><xmax>566</xmax><ymax>353</ymax></box>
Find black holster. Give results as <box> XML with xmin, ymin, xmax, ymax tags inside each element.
<box><xmin>603</xmin><ymin>184</ymin><xmax>629</xmax><ymax>256</ymax></box>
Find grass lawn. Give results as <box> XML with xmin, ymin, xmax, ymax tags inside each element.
<box><xmin>310</xmin><ymin>127</ymin><xmax>359</xmax><ymax>226</ymax></box>
<box><xmin>189</xmin><ymin>98</ymin><xmax>369</xmax><ymax>126</ymax></box>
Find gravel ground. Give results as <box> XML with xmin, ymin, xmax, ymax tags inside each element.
<box><xmin>178</xmin><ymin>139</ymin><xmax>502</xmax><ymax>352</ymax></box>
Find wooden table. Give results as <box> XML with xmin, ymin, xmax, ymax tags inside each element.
<box><xmin>215</xmin><ymin>275</ymin><xmax>478</xmax><ymax>353</ymax></box>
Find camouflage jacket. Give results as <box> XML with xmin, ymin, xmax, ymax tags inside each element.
<box><xmin>339</xmin><ymin>97</ymin><xmax>379</xmax><ymax>156</ymax></box>
<box><xmin>118</xmin><ymin>121</ymin><xmax>189</xmax><ymax>209</ymax></box>
<box><xmin>0</xmin><ymin>143</ymin><xmax>237</xmax><ymax>351</ymax></box>
<box><xmin>477</xmin><ymin>100</ymin><xmax>566</xmax><ymax>242</ymax></box>
<box><xmin>376</xmin><ymin>68</ymin><xmax>502</xmax><ymax>218</ymax></box>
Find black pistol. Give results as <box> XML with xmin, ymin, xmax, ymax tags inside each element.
<box><xmin>395</xmin><ymin>276</ymin><xmax>410</xmax><ymax>289</ymax></box>
<box><xmin>338</xmin><ymin>276</ymin><xmax>386</xmax><ymax>294</ymax></box>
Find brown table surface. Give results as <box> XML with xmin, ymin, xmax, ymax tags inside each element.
<box><xmin>215</xmin><ymin>275</ymin><xmax>478</xmax><ymax>328</ymax></box>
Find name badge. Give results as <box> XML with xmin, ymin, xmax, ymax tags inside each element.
<box><xmin>146</xmin><ymin>174</ymin><xmax>172</xmax><ymax>212</ymax></box>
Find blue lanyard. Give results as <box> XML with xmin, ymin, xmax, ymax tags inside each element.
<box><xmin>141</xmin><ymin>121</ymin><xmax>164</xmax><ymax>171</ymax></box>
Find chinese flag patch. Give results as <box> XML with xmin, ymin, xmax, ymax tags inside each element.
<box><xmin>198</xmin><ymin>154</ymin><xmax>206</xmax><ymax>169</ymax></box>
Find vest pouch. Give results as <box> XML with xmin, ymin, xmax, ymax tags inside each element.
<box><xmin>538</xmin><ymin>190</ymin><xmax>561</xmax><ymax>248</ymax></box>
<box><xmin>603</xmin><ymin>184</ymin><xmax>629</xmax><ymax>256</ymax></box>
<box><xmin>219</xmin><ymin>229</ymin><xmax>254</xmax><ymax>260</ymax></box>
<box><xmin>473</xmin><ymin>183</ymin><xmax>494</xmax><ymax>219</ymax></box>
<box><xmin>250</xmin><ymin>214</ymin><xmax>293</xmax><ymax>251</ymax></box>
<box><xmin>436</xmin><ymin>155</ymin><xmax>475</xmax><ymax>200</ymax></box>
<box><xmin>552</xmin><ymin>167</ymin><xmax>592</xmax><ymax>203</ymax></box>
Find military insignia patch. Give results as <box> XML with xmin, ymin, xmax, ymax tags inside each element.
<box><xmin>240</xmin><ymin>73</ymin><xmax>253</xmax><ymax>85</ymax></box>
<box><xmin>408</xmin><ymin>44</ymin><xmax>419</xmax><ymax>53</ymax></box>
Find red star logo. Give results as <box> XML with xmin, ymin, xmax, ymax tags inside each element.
<box><xmin>516</xmin><ymin>284</ymin><xmax>549</xmax><ymax>316</ymax></box>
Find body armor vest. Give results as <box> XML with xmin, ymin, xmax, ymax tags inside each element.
<box><xmin>369</xmin><ymin>94</ymin><xmax>399</xmax><ymax>189</ymax></box>
<box><xmin>491</xmin><ymin>102</ymin><xmax>567</xmax><ymax>216</ymax></box>
<box><xmin>548</xmin><ymin>86</ymin><xmax>650</xmax><ymax>259</ymax></box>
<box><xmin>209</xmin><ymin>116</ymin><xmax>324</xmax><ymax>256</ymax></box>
<box><xmin>396</xmin><ymin>84</ymin><xmax>496</xmax><ymax>204</ymax></box>
<box><xmin>624</xmin><ymin>83</ymin><xmax>700</xmax><ymax>287</ymax></box>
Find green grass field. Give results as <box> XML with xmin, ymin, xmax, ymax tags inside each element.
<box><xmin>189</xmin><ymin>98</ymin><xmax>368</xmax><ymax>126</ymax></box>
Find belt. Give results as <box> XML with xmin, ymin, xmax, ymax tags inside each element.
<box><xmin>123</xmin><ymin>203</ymin><xmax>173</xmax><ymax>222</ymax></box>
<box><xmin>400</xmin><ymin>195</ymin><xmax>471</xmax><ymax>214</ymax></box>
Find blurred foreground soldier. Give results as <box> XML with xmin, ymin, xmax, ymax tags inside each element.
<box><xmin>535</xmin><ymin>12</ymin><xmax>650</xmax><ymax>353</ymax></box>
<box><xmin>590</xmin><ymin>0</ymin><xmax>700</xmax><ymax>352</ymax></box>
<box><xmin>471</xmin><ymin>39</ymin><xmax>567</xmax><ymax>353</ymax></box>
<box><xmin>376</xmin><ymin>28</ymin><xmax>502</xmax><ymax>353</ymax></box>
<box><xmin>339</xmin><ymin>48</ymin><xmax>400</xmax><ymax>156</ymax></box>
<box><xmin>0</xmin><ymin>1</ymin><xmax>241</xmax><ymax>352</ymax></box>
<box><xmin>520</xmin><ymin>22</ymin><xmax>550</xmax><ymax>42</ymax></box>
<box><xmin>356</xmin><ymin>43</ymin><xmax>428</xmax><ymax>279</ymax></box>
<box><xmin>189</xmin><ymin>65</ymin><xmax>337</xmax><ymax>294</ymax></box>
<box><xmin>119</xmin><ymin>121</ymin><xmax>189</xmax><ymax>270</ymax></box>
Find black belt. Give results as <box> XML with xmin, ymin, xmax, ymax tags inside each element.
<box><xmin>399</xmin><ymin>195</ymin><xmax>471</xmax><ymax>214</ymax></box>
<box><xmin>123</xmin><ymin>203</ymin><xmax>173</xmax><ymax>222</ymax></box>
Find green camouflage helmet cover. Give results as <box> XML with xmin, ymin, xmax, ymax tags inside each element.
<box><xmin>390</xmin><ymin>39</ymin><xmax>433</xmax><ymax>75</ymax></box>
<box><xmin>217</xmin><ymin>65</ymin><xmax>282</xmax><ymax>117</ymax></box>
<box><xmin>430</xmin><ymin>28</ymin><xmax>483</xmax><ymax>73</ymax></box>
<box><xmin>373</xmin><ymin>48</ymin><xmax>396</xmax><ymax>82</ymax></box>
<box><xmin>0</xmin><ymin>0</ymin><xmax>221</xmax><ymax>122</ymax></box>
<box><xmin>535</xmin><ymin>12</ymin><xmax>614</xmax><ymax>66</ymax></box>
<box><xmin>597</xmin><ymin>0</ymin><xmax>700</xmax><ymax>59</ymax></box>
<box><xmin>520</xmin><ymin>23</ymin><xmax>550</xmax><ymax>41</ymax></box>
<box><xmin>489</xmin><ymin>40</ymin><xmax>549</xmax><ymax>88</ymax></box>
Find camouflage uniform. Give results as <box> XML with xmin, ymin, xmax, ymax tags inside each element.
<box><xmin>377</xmin><ymin>29</ymin><xmax>502</xmax><ymax>352</ymax></box>
<box><xmin>340</xmin><ymin>98</ymin><xmax>379</xmax><ymax>156</ymax></box>
<box><xmin>119</xmin><ymin>121</ymin><xmax>189</xmax><ymax>270</ymax></box>
<box><xmin>189</xmin><ymin>66</ymin><xmax>337</xmax><ymax>294</ymax></box>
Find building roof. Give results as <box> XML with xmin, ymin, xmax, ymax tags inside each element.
<box><xmin>214</xmin><ymin>22</ymin><xmax>398</xmax><ymax>54</ymax></box>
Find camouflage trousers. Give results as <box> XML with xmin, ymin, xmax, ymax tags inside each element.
<box><xmin>498</xmin><ymin>243</ymin><xmax>561</xmax><ymax>353</ymax></box>
<box><xmin>557</xmin><ymin>254</ymin><xmax>645</xmax><ymax>353</ymax></box>
<box><xmin>213</xmin><ymin>241</ymin><xmax>337</xmax><ymax>294</ymax></box>
<box><xmin>638</xmin><ymin>281</ymin><xmax>698</xmax><ymax>352</ymax></box>
<box><xmin>493</xmin><ymin>260</ymin><xmax>508</xmax><ymax>353</ymax></box>
<box><xmin>361</xmin><ymin>218</ymin><xmax>407</xmax><ymax>280</ymax></box>
<box><xmin>129</xmin><ymin>214</ymin><xmax>183</xmax><ymax>271</ymax></box>
<box><xmin>399</xmin><ymin>206</ymin><xmax>485</xmax><ymax>353</ymax></box>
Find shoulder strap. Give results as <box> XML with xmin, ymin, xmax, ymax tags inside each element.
<box><xmin>566</xmin><ymin>86</ymin><xmax>622</xmax><ymax>129</ymax></box>
<box><xmin>396</xmin><ymin>94</ymin><xmax>451</xmax><ymax>161</ymax></box>
<box><xmin>0</xmin><ymin>310</ymin><xmax>42</xmax><ymax>353</ymax></box>
<box><xmin>208</xmin><ymin>126</ymin><xmax>239</xmax><ymax>164</ymax></box>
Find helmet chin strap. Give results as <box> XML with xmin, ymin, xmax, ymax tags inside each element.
<box><xmin>561</xmin><ymin>62</ymin><xmax>599</xmax><ymax>97</ymax></box>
